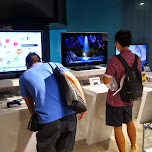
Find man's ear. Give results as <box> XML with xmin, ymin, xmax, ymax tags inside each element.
<box><xmin>116</xmin><ymin>41</ymin><xmax>121</xmax><ymax>51</ymax></box>
<box><xmin>26</xmin><ymin>65</ymin><xmax>30</xmax><ymax>70</ymax></box>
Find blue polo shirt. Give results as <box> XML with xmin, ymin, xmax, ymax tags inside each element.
<box><xmin>19</xmin><ymin>62</ymin><xmax>75</xmax><ymax>124</ymax></box>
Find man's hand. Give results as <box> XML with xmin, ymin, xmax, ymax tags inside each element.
<box><xmin>77</xmin><ymin>112</ymin><xmax>86</xmax><ymax>120</ymax></box>
<box><xmin>103</xmin><ymin>76</ymin><xmax>111</xmax><ymax>84</ymax></box>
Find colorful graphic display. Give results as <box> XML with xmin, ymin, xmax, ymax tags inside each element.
<box><xmin>0</xmin><ymin>31</ymin><xmax>42</xmax><ymax>72</ymax></box>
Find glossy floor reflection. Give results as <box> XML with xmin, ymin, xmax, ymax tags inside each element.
<box><xmin>73</xmin><ymin>119</ymin><xmax>143</xmax><ymax>152</ymax></box>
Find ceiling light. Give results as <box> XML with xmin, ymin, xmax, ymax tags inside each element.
<box><xmin>140</xmin><ymin>3</ymin><xmax>144</xmax><ymax>5</ymax></box>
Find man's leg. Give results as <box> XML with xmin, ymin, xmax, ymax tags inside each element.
<box><xmin>114</xmin><ymin>126</ymin><xmax>125</xmax><ymax>152</ymax></box>
<box><xmin>106</xmin><ymin>102</ymin><xmax>125</xmax><ymax>152</ymax></box>
<box><xmin>56</xmin><ymin>114</ymin><xmax>77</xmax><ymax>152</ymax></box>
<box><xmin>36</xmin><ymin>120</ymin><xmax>62</xmax><ymax>152</ymax></box>
<box><xmin>123</xmin><ymin>105</ymin><xmax>137</xmax><ymax>151</ymax></box>
<box><xmin>126</xmin><ymin>120</ymin><xmax>137</xmax><ymax>150</ymax></box>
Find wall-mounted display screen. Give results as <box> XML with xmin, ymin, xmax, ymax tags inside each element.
<box><xmin>61</xmin><ymin>32</ymin><xmax>108</xmax><ymax>68</ymax></box>
<box><xmin>115</xmin><ymin>44</ymin><xmax>147</xmax><ymax>65</ymax></box>
<box><xmin>0</xmin><ymin>31</ymin><xmax>42</xmax><ymax>73</ymax></box>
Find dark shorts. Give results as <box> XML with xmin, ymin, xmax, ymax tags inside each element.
<box><xmin>106</xmin><ymin>102</ymin><xmax>133</xmax><ymax>127</ymax></box>
<box><xmin>36</xmin><ymin>114</ymin><xmax>77</xmax><ymax>152</ymax></box>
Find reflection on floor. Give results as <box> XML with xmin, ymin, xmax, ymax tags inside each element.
<box><xmin>73</xmin><ymin>119</ymin><xmax>143</xmax><ymax>152</ymax></box>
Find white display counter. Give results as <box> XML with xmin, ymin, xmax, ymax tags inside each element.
<box><xmin>0</xmin><ymin>84</ymin><xmax>146</xmax><ymax>152</ymax></box>
<box><xmin>0</xmin><ymin>102</ymin><xmax>37</xmax><ymax>152</ymax></box>
<box><xmin>137</xmin><ymin>87</ymin><xmax>152</xmax><ymax>124</ymax></box>
<box><xmin>0</xmin><ymin>103</ymin><xmax>90</xmax><ymax>152</ymax></box>
<box><xmin>0</xmin><ymin>66</ymin><xmax>106</xmax><ymax>88</ymax></box>
<box><xmin>0</xmin><ymin>70</ymin><xmax>151</xmax><ymax>151</ymax></box>
<box><xmin>82</xmin><ymin>85</ymin><xmax>112</xmax><ymax>145</ymax></box>
<box><xmin>0</xmin><ymin>84</ymin><xmax>109</xmax><ymax>151</ymax></box>
<box><xmin>0</xmin><ymin>78</ymin><xmax>19</xmax><ymax>88</ymax></box>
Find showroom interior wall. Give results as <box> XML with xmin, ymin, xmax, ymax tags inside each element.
<box><xmin>66</xmin><ymin>0</ymin><xmax>123</xmax><ymax>60</ymax></box>
<box><xmin>51</xmin><ymin>0</ymin><xmax>151</xmax><ymax>68</ymax></box>
<box><xmin>49</xmin><ymin>23</ymin><xmax>67</xmax><ymax>63</ymax></box>
<box><xmin>123</xmin><ymin>0</ymin><xmax>152</xmax><ymax>70</ymax></box>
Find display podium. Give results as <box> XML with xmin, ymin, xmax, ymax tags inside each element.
<box><xmin>137</xmin><ymin>87</ymin><xmax>152</xmax><ymax>124</ymax></box>
<box><xmin>81</xmin><ymin>85</ymin><xmax>112</xmax><ymax>145</ymax></box>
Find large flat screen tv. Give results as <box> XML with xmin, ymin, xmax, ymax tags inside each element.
<box><xmin>61</xmin><ymin>32</ymin><xmax>108</xmax><ymax>69</ymax></box>
<box><xmin>0</xmin><ymin>30</ymin><xmax>43</xmax><ymax>79</ymax></box>
<box><xmin>115</xmin><ymin>44</ymin><xmax>147</xmax><ymax>66</ymax></box>
<box><xmin>0</xmin><ymin>0</ymin><xmax>66</xmax><ymax>25</ymax></box>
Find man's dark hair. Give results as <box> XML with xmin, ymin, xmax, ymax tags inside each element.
<box><xmin>115</xmin><ymin>30</ymin><xmax>132</xmax><ymax>47</ymax></box>
<box><xmin>26</xmin><ymin>52</ymin><xmax>41</xmax><ymax>66</ymax></box>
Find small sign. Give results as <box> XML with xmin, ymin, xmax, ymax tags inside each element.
<box><xmin>89</xmin><ymin>77</ymin><xmax>101</xmax><ymax>87</ymax></box>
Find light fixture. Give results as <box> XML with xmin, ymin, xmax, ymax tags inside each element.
<box><xmin>140</xmin><ymin>3</ymin><xmax>144</xmax><ymax>5</ymax></box>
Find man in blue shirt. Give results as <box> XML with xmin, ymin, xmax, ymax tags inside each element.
<box><xmin>19</xmin><ymin>52</ymin><xmax>86</xmax><ymax>152</ymax></box>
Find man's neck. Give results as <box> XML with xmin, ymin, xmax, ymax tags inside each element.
<box><xmin>119</xmin><ymin>46</ymin><xmax>129</xmax><ymax>52</ymax></box>
<box><xmin>27</xmin><ymin>62</ymin><xmax>41</xmax><ymax>69</ymax></box>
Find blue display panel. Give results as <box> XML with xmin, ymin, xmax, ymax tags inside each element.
<box><xmin>116</xmin><ymin>44</ymin><xmax>147</xmax><ymax>65</ymax></box>
<box><xmin>61</xmin><ymin>32</ymin><xmax>108</xmax><ymax>67</ymax></box>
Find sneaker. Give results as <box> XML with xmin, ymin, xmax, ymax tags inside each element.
<box><xmin>130</xmin><ymin>144</ymin><xmax>138</xmax><ymax>152</ymax></box>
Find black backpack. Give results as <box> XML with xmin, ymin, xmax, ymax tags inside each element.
<box><xmin>116</xmin><ymin>54</ymin><xmax>143</xmax><ymax>103</ymax></box>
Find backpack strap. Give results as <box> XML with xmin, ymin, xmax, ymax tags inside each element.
<box><xmin>53</xmin><ymin>63</ymin><xmax>58</xmax><ymax>67</ymax></box>
<box><xmin>116</xmin><ymin>54</ymin><xmax>130</xmax><ymax>70</ymax></box>
<box><xmin>48</xmin><ymin>62</ymin><xmax>55</xmax><ymax>70</ymax></box>
<box><xmin>116</xmin><ymin>54</ymin><xmax>138</xmax><ymax>70</ymax></box>
<box><xmin>132</xmin><ymin>54</ymin><xmax>138</xmax><ymax>68</ymax></box>
<box><xmin>48</xmin><ymin>62</ymin><xmax>59</xmax><ymax>70</ymax></box>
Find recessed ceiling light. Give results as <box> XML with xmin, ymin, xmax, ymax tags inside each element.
<box><xmin>140</xmin><ymin>3</ymin><xmax>144</xmax><ymax>5</ymax></box>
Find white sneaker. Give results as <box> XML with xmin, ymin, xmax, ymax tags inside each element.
<box><xmin>130</xmin><ymin>144</ymin><xmax>138</xmax><ymax>152</ymax></box>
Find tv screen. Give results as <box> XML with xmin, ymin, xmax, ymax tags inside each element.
<box><xmin>0</xmin><ymin>31</ymin><xmax>42</xmax><ymax>77</ymax></box>
<box><xmin>115</xmin><ymin>44</ymin><xmax>147</xmax><ymax>65</ymax></box>
<box><xmin>61</xmin><ymin>32</ymin><xmax>108</xmax><ymax>68</ymax></box>
<box><xmin>0</xmin><ymin>0</ymin><xmax>66</xmax><ymax>25</ymax></box>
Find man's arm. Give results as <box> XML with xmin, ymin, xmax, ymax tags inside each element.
<box><xmin>103</xmin><ymin>56</ymin><xmax>115</xmax><ymax>85</ymax></box>
<box><xmin>63</xmin><ymin>71</ymin><xmax>86</xmax><ymax>120</ymax></box>
<box><xmin>63</xmin><ymin>71</ymin><xmax>86</xmax><ymax>104</ymax></box>
<box><xmin>24</xmin><ymin>96</ymin><xmax>35</xmax><ymax>115</ymax></box>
